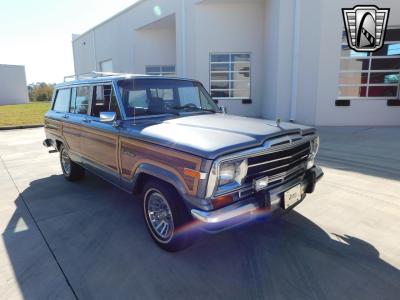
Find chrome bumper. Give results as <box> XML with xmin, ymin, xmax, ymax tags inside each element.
<box><xmin>191</xmin><ymin>166</ymin><xmax>323</xmax><ymax>226</ymax></box>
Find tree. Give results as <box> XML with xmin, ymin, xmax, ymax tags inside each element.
<box><xmin>28</xmin><ymin>82</ymin><xmax>55</xmax><ymax>102</ymax></box>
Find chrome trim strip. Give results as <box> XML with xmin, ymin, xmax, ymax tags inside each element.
<box><xmin>191</xmin><ymin>203</ymin><xmax>259</xmax><ymax>223</ymax></box>
<box><xmin>248</xmin><ymin>154</ymin><xmax>309</xmax><ymax>171</ymax></box>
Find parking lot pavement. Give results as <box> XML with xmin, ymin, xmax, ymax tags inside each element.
<box><xmin>0</xmin><ymin>127</ymin><xmax>399</xmax><ymax>300</ymax></box>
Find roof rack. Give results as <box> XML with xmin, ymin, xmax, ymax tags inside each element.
<box><xmin>63</xmin><ymin>71</ymin><xmax>138</xmax><ymax>82</ymax></box>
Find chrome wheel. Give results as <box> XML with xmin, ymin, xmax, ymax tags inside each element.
<box><xmin>145</xmin><ymin>189</ymin><xmax>174</xmax><ymax>242</ymax></box>
<box><xmin>61</xmin><ymin>149</ymin><xmax>71</xmax><ymax>176</ymax></box>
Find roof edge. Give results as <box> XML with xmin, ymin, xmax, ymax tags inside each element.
<box><xmin>72</xmin><ymin>0</ymin><xmax>147</xmax><ymax>42</ymax></box>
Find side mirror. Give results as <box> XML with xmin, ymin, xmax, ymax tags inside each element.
<box><xmin>100</xmin><ymin>111</ymin><xmax>117</xmax><ymax>123</ymax></box>
<box><xmin>219</xmin><ymin>106</ymin><xmax>227</xmax><ymax>114</ymax></box>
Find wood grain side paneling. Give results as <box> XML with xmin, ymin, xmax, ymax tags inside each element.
<box><xmin>120</xmin><ymin>138</ymin><xmax>203</xmax><ymax>196</ymax></box>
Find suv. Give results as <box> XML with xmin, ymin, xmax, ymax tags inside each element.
<box><xmin>43</xmin><ymin>73</ymin><xmax>323</xmax><ymax>251</ymax></box>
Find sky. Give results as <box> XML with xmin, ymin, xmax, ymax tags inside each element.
<box><xmin>0</xmin><ymin>0</ymin><xmax>139</xmax><ymax>84</ymax></box>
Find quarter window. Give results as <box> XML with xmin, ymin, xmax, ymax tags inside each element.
<box><xmin>145</xmin><ymin>65</ymin><xmax>176</xmax><ymax>77</ymax></box>
<box><xmin>338</xmin><ymin>28</ymin><xmax>400</xmax><ymax>99</ymax></box>
<box><xmin>210</xmin><ymin>53</ymin><xmax>251</xmax><ymax>99</ymax></box>
<box><xmin>53</xmin><ymin>89</ymin><xmax>71</xmax><ymax>113</ymax></box>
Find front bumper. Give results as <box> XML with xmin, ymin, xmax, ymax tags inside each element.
<box><xmin>191</xmin><ymin>166</ymin><xmax>323</xmax><ymax>231</ymax></box>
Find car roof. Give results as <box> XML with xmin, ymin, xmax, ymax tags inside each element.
<box><xmin>56</xmin><ymin>74</ymin><xmax>200</xmax><ymax>88</ymax></box>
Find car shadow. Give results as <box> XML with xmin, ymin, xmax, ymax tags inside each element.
<box><xmin>2</xmin><ymin>173</ymin><xmax>400</xmax><ymax>300</ymax></box>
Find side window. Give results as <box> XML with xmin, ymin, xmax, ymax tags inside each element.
<box><xmin>70</xmin><ymin>86</ymin><xmax>90</xmax><ymax>115</ymax></box>
<box><xmin>91</xmin><ymin>85</ymin><xmax>121</xmax><ymax>119</ymax></box>
<box><xmin>126</xmin><ymin>90</ymin><xmax>149</xmax><ymax>109</ymax></box>
<box><xmin>53</xmin><ymin>89</ymin><xmax>71</xmax><ymax>113</ymax></box>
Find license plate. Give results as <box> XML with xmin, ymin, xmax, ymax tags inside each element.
<box><xmin>284</xmin><ymin>185</ymin><xmax>302</xmax><ymax>209</ymax></box>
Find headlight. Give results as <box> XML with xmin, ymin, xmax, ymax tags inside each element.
<box><xmin>218</xmin><ymin>159</ymin><xmax>248</xmax><ymax>186</ymax></box>
<box><xmin>307</xmin><ymin>137</ymin><xmax>320</xmax><ymax>169</ymax></box>
<box><xmin>206</xmin><ymin>158</ymin><xmax>248</xmax><ymax>198</ymax></box>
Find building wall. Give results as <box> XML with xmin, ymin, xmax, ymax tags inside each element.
<box><xmin>0</xmin><ymin>65</ymin><xmax>29</xmax><ymax>105</ymax></box>
<box><xmin>314</xmin><ymin>0</ymin><xmax>400</xmax><ymax>126</ymax></box>
<box><xmin>72</xmin><ymin>0</ymin><xmax>400</xmax><ymax>126</ymax></box>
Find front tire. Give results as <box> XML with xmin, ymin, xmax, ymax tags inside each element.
<box><xmin>59</xmin><ymin>144</ymin><xmax>85</xmax><ymax>181</ymax></box>
<box><xmin>142</xmin><ymin>179</ymin><xmax>195</xmax><ymax>252</ymax></box>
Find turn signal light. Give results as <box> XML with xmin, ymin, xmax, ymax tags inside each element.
<box><xmin>212</xmin><ymin>194</ymin><xmax>233</xmax><ymax>209</ymax></box>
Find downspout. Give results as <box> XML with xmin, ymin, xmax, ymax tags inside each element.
<box><xmin>289</xmin><ymin>0</ymin><xmax>300</xmax><ymax>121</ymax></box>
<box><xmin>92</xmin><ymin>30</ymin><xmax>98</xmax><ymax>72</ymax></box>
<box><xmin>181</xmin><ymin>0</ymin><xmax>187</xmax><ymax>77</ymax></box>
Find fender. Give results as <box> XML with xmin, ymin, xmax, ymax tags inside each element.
<box><xmin>123</xmin><ymin>163</ymin><xmax>188</xmax><ymax>197</ymax></box>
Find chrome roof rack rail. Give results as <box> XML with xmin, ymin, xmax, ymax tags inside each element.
<box><xmin>63</xmin><ymin>71</ymin><xmax>139</xmax><ymax>82</ymax></box>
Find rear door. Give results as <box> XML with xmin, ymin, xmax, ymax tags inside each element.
<box><xmin>80</xmin><ymin>83</ymin><xmax>121</xmax><ymax>184</ymax></box>
<box><xmin>62</xmin><ymin>85</ymin><xmax>91</xmax><ymax>162</ymax></box>
<box><xmin>45</xmin><ymin>88</ymin><xmax>71</xmax><ymax>146</ymax></box>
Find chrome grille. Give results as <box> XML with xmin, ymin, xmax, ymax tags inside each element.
<box><xmin>245</xmin><ymin>141</ymin><xmax>310</xmax><ymax>184</ymax></box>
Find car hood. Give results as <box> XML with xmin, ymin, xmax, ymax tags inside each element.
<box><xmin>121</xmin><ymin>114</ymin><xmax>315</xmax><ymax>159</ymax></box>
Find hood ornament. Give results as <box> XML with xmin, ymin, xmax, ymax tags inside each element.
<box><xmin>275</xmin><ymin>118</ymin><xmax>281</xmax><ymax>127</ymax></box>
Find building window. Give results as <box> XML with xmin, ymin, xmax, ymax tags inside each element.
<box><xmin>338</xmin><ymin>28</ymin><xmax>400</xmax><ymax>100</ymax></box>
<box><xmin>210</xmin><ymin>53</ymin><xmax>250</xmax><ymax>99</ymax></box>
<box><xmin>146</xmin><ymin>65</ymin><xmax>176</xmax><ymax>77</ymax></box>
<box><xmin>100</xmin><ymin>59</ymin><xmax>113</xmax><ymax>73</ymax></box>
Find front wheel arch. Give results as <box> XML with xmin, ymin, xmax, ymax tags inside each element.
<box><xmin>131</xmin><ymin>164</ymin><xmax>187</xmax><ymax>197</ymax></box>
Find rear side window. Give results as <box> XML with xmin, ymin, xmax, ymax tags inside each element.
<box><xmin>53</xmin><ymin>89</ymin><xmax>71</xmax><ymax>112</ymax></box>
<box><xmin>70</xmin><ymin>86</ymin><xmax>90</xmax><ymax>114</ymax></box>
<box><xmin>91</xmin><ymin>84</ymin><xmax>121</xmax><ymax>119</ymax></box>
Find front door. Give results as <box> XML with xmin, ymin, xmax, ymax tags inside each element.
<box><xmin>80</xmin><ymin>83</ymin><xmax>121</xmax><ymax>184</ymax></box>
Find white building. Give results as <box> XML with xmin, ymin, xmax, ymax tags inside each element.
<box><xmin>0</xmin><ymin>64</ymin><xmax>29</xmax><ymax>105</ymax></box>
<box><xmin>72</xmin><ymin>0</ymin><xmax>400</xmax><ymax>126</ymax></box>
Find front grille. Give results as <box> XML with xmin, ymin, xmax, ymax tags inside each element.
<box><xmin>245</xmin><ymin>141</ymin><xmax>310</xmax><ymax>184</ymax></box>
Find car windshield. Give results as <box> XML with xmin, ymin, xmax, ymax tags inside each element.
<box><xmin>117</xmin><ymin>78</ymin><xmax>219</xmax><ymax>117</ymax></box>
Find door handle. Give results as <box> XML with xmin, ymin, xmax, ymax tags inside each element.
<box><xmin>83</xmin><ymin>118</ymin><xmax>90</xmax><ymax>123</ymax></box>
<box><xmin>62</xmin><ymin>114</ymin><xmax>69</xmax><ymax>119</ymax></box>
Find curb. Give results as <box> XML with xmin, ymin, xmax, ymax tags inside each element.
<box><xmin>0</xmin><ymin>124</ymin><xmax>44</xmax><ymax>131</ymax></box>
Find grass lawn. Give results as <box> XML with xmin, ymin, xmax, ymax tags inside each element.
<box><xmin>0</xmin><ymin>102</ymin><xmax>51</xmax><ymax>127</ymax></box>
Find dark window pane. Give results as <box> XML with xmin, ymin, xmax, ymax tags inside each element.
<box><xmin>340</xmin><ymin>59</ymin><xmax>370</xmax><ymax>71</ymax></box>
<box><xmin>369</xmin><ymin>72</ymin><xmax>400</xmax><ymax>84</ymax></box>
<box><xmin>339</xmin><ymin>86</ymin><xmax>367</xmax><ymax>97</ymax></box>
<box><xmin>232</xmin><ymin>54</ymin><xmax>250</xmax><ymax>62</ymax></box>
<box><xmin>339</xmin><ymin>72</ymin><xmax>368</xmax><ymax>84</ymax></box>
<box><xmin>211</xmin><ymin>63</ymin><xmax>230</xmax><ymax>71</ymax></box>
<box><xmin>211</xmin><ymin>90</ymin><xmax>230</xmax><ymax>98</ymax></box>
<box><xmin>53</xmin><ymin>89</ymin><xmax>71</xmax><ymax>112</ymax></box>
<box><xmin>385</xmin><ymin>29</ymin><xmax>400</xmax><ymax>42</ymax></box>
<box><xmin>162</xmin><ymin>66</ymin><xmax>175</xmax><ymax>73</ymax></box>
<box><xmin>210</xmin><ymin>54</ymin><xmax>229</xmax><ymax>62</ymax></box>
<box><xmin>146</xmin><ymin>66</ymin><xmax>161</xmax><ymax>73</ymax></box>
<box><xmin>373</xmin><ymin>43</ymin><xmax>400</xmax><ymax>56</ymax></box>
<box><xmin>368</xmin><ymin>86</ymin><xmax>398</xmax><ymax>97</ymax></box>
<box><xmin>211</xmin><ymin>82</ymin><xmax>229</xmax><ymax>89</ymax></box>
<box><xmin>211</xmin><ymin>72</ymin><xmax>229</xmax><ymax>81</ymax></box>
<box><xmin>370</xmin><ymin>58</ymin><xmax>400</xmax><ymax>70</ymax></box>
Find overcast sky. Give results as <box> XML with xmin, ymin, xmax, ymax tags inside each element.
<box><xmin>0</xmin><ymin>0</ymin><xmax>139</xmax><ymax>84</ymax></box>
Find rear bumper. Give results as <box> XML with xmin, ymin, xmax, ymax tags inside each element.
<box><xmin>191</xmin><ymin>166</ymin><xmax>323</xmax><ymax>231</ymax></box>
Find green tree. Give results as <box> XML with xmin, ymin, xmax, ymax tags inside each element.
<box><xmin>28</xmin><ymin>82</ymin><xmax>55</xmax><ymax>102</ymax></box>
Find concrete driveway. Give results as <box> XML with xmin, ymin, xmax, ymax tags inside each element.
<box><xmin>0</xmin><ymin>127</ymin><xmax>399</xmax><ymax>300</ymax></box>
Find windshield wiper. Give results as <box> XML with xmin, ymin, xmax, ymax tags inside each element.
<box><xmin>172</xmin><ymin>105</ymin><xmax>216</xmax><ymax>113</ymax></box>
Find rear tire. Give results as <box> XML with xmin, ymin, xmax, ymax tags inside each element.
<box><xmin>142</xmin><ymin>179</ymin><xmax>195</xmax><ymax>252</ymax></box>
<box><xmin>59</xmin><ymin>144</ymin><xmax>85</xmax><ymax>181</ymax></box>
